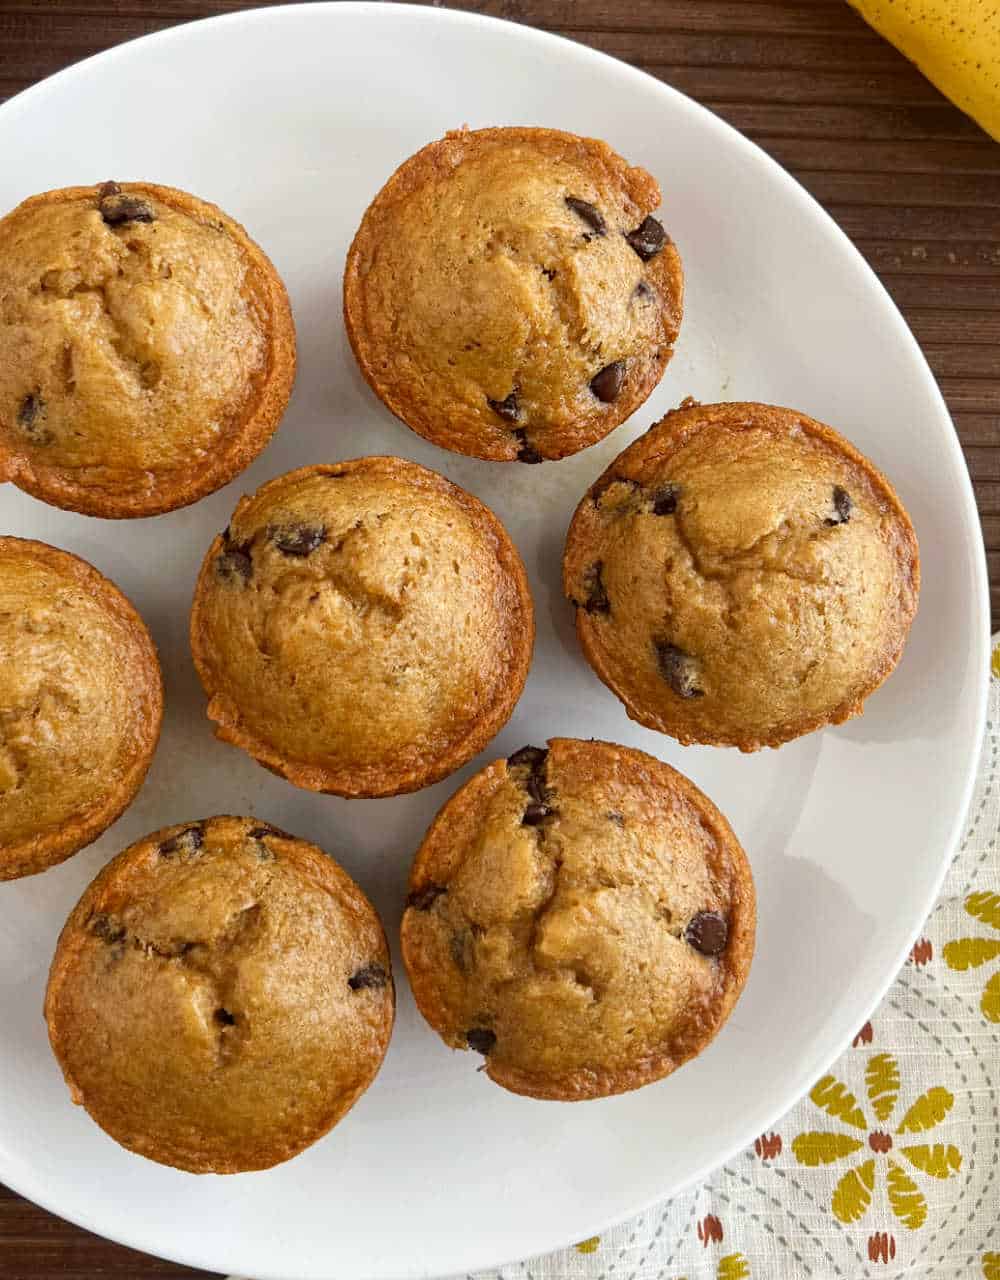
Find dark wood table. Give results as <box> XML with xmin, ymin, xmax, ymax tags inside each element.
<box><xmin>1</xmin><ymin>1</ymin><xmax>997</xmax><ymax>1275</ymax></box>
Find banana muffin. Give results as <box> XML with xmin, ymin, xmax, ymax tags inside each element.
<box><xmin>401</xmin><ymin>738</ymin><xmax>754</xmax><ymax>1100</ymax></box>
<box><xmin>563</xmin><ymin>400</ymin><xmax>920</xmax><ymax>750</ymax></box>
<box><xmin>0</xmin><ymin>181</ymin><xmax>295</xmax><ymax>517</ymax></box>
<box><xmin>0</xmin><ymin>537</ymin><xmax>162</xmax><ymax>880</ymax></box>
<box><xmin>190</xmin><ymin>457</ymin><xmax>534</xmax><ymax>797</ymax></box>
<box><xmin>344</xmin><ymin>127</ymin><xmax>683</xmax><ymax>462</ymax></box>
<box><xmin>45</xmin><ymin>815</ymin><xmax>394</xmax><ymax>1174</ymax></box>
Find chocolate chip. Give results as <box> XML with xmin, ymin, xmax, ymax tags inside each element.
<box><xmin>348</xmin><ymin>964</ymin><xmax>389</xmax><ymax>990</ymax></box>
<box><xmin>654</xmin><ymin>641</ymin><xmax>704</xmax><ymax>698</ymax></box>
<box><xmin>16</xmin><ymin>392</ymin><xmax>51</xmax><ymax>444</ymax></box>
<box><xmin>247</xmin><ymin>824</ymin><xmax>276</xmax><ymax>839</ymax></box>
<box><xmin>541</xmin><ymin>266</ymin><xmax>557</xmax><ymax>281</ymax></box>
<box><xmin>685</xmin><ymin>911</ymin><xmax>728</xmax><ymax>956</ymax></box>
<box><xmin>591</xmin><ymin>361</ymin><xmax>625</xmax><ymax>403</ymax></box>
<box><xmin>607</xmin><ymin>811</ymin><xmax>625</xmax><ymax>826</ymax></box>
<box><xmin>91</xmin><ymin>914</ymin><xmax>126</xmax><ymax>945</ymax></box>
<box><xmin>216</xmin><ymin>528</ymin><xmax>253</xmax><ymax>584</ymax></box>
<box><xmin>97</xmin><ymin>180</ymin><xmax>121</xmax><ymax>199</ymax></box>
<box><xmin>214</xmin><ymin>1007</ymin><xmax>236</xmax><ymax>1026</ymax></box>
<box><xmin>565</xmin><ymin>196</ymin><xmax>606</xmax><ymax>236</ymax></box>
<box><xmin>514</xmin><ymin>428</ymin><xmax>543</xmax><ymax>464</ymax></box>
<box><xmin>634</xmin><ymin>280</ymin><xmax>653</xmax><ymax>300</ymax></box>
<box><xmin>508</xmin><ymin>745</ymin><xmax>547</xmax><ymax>771</ymax></box>
<box><xmin>466</xmin><ymin>1027</ymin><xmax>496</xmax><ymax>1054</ymax></box>
<box><xmin>652</xmin><ymin>484</ymin><xmax>680</xmax><ymax>515</ymax></box>
<box><xmin>522</xmin><ymin>801</ymin><xmax>552</xmax><ymax>826</ymax></box>
<box><xmin>100</xmin><ymin>190</ymin><xmax>155</xmax><ymax>226</ymax></box>
<box><xmin>825</xmin><ymin>486</ymin><xmax>853</xmax><ymax>526</ymax></box>
<box><xmin>406</xmin><ymin>884</ymin><xmax>446</xmax><ymax>911</ymax></box>
<box><xmin>583</xmin><ymin>561</ymin><xmax>610</xmax><ymax>614</ymax></box>
<box><xmin>625</xmin><ymin>215</ymin><xmax>669</xmax><ymax>260</ymax></box>
<box><xmin>159</xmin><ymin>825</ymin><xmax>204</xmax><ymax>857</ymax></box>
<box><xmin>487</xmin><ymin>390</ymin><xmax>521</xmax><ymax>423</ymax></box>
<box><xmin>270</xmin><ymin>523</ymin><xmax>326</xmax><ymax>557</ymax></box>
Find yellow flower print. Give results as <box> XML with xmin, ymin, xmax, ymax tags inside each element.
<box><xmin>717</xmin><ymin>1255</ymin><xmax>750</xmax><ymax>1280</ymax></box>
<box><xmin>791</xmin><ymin>1052</ymin><xmax>962</xmax><ymax>1228</ymax></box>
<box><xmin>983</xmin><ymin>1252</ymin><xmax>1000</xmax><ymax>1279</ymax></box>
<box><xmin>575</xmin><ymin>1236</ymin><xmax>600</xmax><ymax>1254</ymax></box>
<box><xmin>991</xmin><ymin>643</ymin><xmax>1000</xmax><ymax>680</ymax></box>
<box><xmin>943</xmin><ymin>892</ymin><xmax>1000</xmax><ymax>1022</ymax></box>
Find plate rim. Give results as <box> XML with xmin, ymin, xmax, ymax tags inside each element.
<box><xmin>0</xmin><ymin>3</ymin><xmax>990</xmax><ymax>1276</ymax></box>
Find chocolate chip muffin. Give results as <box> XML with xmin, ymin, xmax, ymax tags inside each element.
<box><xmin>0</xmin><ymin>181</ymin><xmax>295</xmax><ymax>517</ymax></box>
<box><xmin>344</xmin><ymin>127</ymin><xmax>683</xmax><ymax>462</ymax></box>
<box><xmin>190</xmin><ymin>457</ymin><xmax>534</xmax><ymax>797</ymax></box>
<box><xmin>401</xmin><ymin>738</ymin><xmax>754</xmax><ymax>1100</ymax></box>
<box><xmin>563</xmin><ymin>400</ymin><xmax>920</xmax><ymax>750</ymax></box>
<box><xmin>45</xmin><ymin>815</ymin><xmax>394</xmax><ymax>1173</ymax></box>
<box><xmin>0</xmin><ymin>537</ymin><xmax>162</xmax><ymax>880</ymax></box>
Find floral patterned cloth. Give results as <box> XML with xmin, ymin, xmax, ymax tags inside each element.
<box><xmin>464</xmin><ymin>643</ymin><xmax>1000</xmax><ymax>1280</ymax></box>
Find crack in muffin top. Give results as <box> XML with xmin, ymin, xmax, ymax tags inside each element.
<box><xmin>401</xmin><ymin>738</ymin><xmax>755</xmax><ymax>1100</ymax></box>
<box><xmin>344</xmin><ymin>127</ymin><xmax>683</xmax><ymax>461</ymax></box>
<box><xmin>0</xmin><ymin>182</ymin><xmax>294</xmax><ymax>516</ymax></box>
<box><xmin>563</xmin><ymin>401</ymin><xmax>920</xmax><ymax>750</ymax></box>
<box><xmin>190</xmin><ymin>457</ymin><xmax>534</xmax><ymax>797</ymax></box>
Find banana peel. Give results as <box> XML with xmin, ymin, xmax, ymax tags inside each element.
<box><xmin>847</xmin><ymin>0</ymin><xmax>1000</xmax><ymax>141</ymax></box>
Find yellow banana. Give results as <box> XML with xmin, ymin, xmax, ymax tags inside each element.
<box><xmin>847</xmin><ymin>0</ymin><xmax>999</xmax><ymax>141</ymax></box>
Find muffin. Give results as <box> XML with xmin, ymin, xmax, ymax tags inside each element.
<box><xmin>401</xmin><ymin>738</ymin><xmax>755</xmax><ymax>1100</ymax></box>
<box><xmin>563</xmin><ymin>400</ymin><xmax>920</xmax><ymax>750</ymax></box>
<box><xmin>45</xmin><ymin>815</ymin><xmax>394</xmax><ymax>1174</ymax></box>
<box><xmin>344</xmin><ymin>126</ymin><xmax>683</xmax><ymax>462</ymax></box>
<box><xmin>190</xmin><ymin>457</ymin><xmax>534</xmax><ymax>797</ymax></box>
<box><xmin>0</xmin><ymin>181</ymin><xmax>295</xmax><ymax>517</ymax></box>
<box><xmin>0</xmin><ymin>537</ymin><xmax>162</xmax><ymax>880</ymax></box>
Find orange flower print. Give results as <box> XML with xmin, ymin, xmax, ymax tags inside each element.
<box><xmin>754</xmin><ymin>1132</ymin><xmax>782</xmax><ymax>1160</ymax></box>
<box><xmin>698</xmin><ymin>1213</ymin><xmax>724</xmax><ymax>1246</ymax></box>
<box><xmin>943</xmin><ymin>892</ymin><xmax>1000</xmax><ymax>1022</ymax></box>
<box><xmin>869</xmin><ymin>1232</ymin><xmax>896</xmax><ymax>1263</ymax></box>
<box><xmin>910</xmin><ymin>938</ymin><xmax>932</xmax><ymax>966</ymax></box>
<box><xmin>853</xmin><ymin>1021</ymin><xmax>874</xmax><ymax>1047</ymax></box>
<box><xmin>791</xmin><ymin>1052</ymin><xmax>962</xmax><ymax>1228</ymax></box>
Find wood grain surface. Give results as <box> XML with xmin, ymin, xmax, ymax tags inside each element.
<box><xmin>0</xmin><ymin>1</ymin><xmax>996</xmax><ymax>1276</ymax></box>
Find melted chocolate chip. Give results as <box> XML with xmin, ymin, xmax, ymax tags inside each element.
<box><xmin>522</xmin><ymin>801</ymin><xmax>553</xmax><ymax>826</ymax></box>
<box><xmin>514</xmin><ymin>428</ymin><xmax>543</xmax><ymax>464</ymax></box>
<box><xmin>685</xmin><ymin>911</ymin><xmax>728</xmax><ymax>957</ymax></box>
<box><xmin>159</xmin><ymin>825</ymin><xmax>204</xmax><ymax>857</ymax></box>
<box><xmin>100</xmin><ymin>189</ymin><xmax>155</xmax><ymax>226</ymax></box>
<box><xmin>16</xmin><ymin>392</ymin><xmax>51</xmax><ymax>444</ymax></box>
<box><xmin>97</xmin><ymin>181</ymin><xmax>121</xmax><ymax>199</ymax></box>
<box><xmin>406</xmin><ymin>884</ymin><xmax>447</xmax><ymax>911</ymax></box>
<box><xmin>825</xmin><ymin>486</ymin><xmax>853</xmax><ymax>526</ymax></box>
<box><xmin>216</xmin><ymin>528</ymin><xmax>253</xmax><ymax>584</ymax></box>
<box><xmin>625</xmin><ymin>215</ymin><xmax>669</xmax><ymax>260</ymax></box>
<box><xmin>652</xmin><ymin>484</ymin><xmax>680</xmax><ymax>516</ymax></box>
<box><xmin>591</xmin><ymin>361</ymin><xmax>625</xmax><ymax>403</ymax></box>
<box><xmin>348</xmin><ymin>964</ymin><xmax>389</xmax><ymax>991</ymax></box>
<box><xmin>247</xmin><ymin>824</ymin><xmax>276</xmax><ymax>840</ymax></box>
<box><xmin>91</xmin><ymin>914</ymin><xmax>126</xmax><ymax>945</ymax></box>
<box><xmin>583</xmin><ymin>561</ymin><xmax>610</xmax><ymax>615</ymax></box>
<box><xmin>634</xmin><ymin>280</ymin><xmax>653</xmax><ymax>300</ymax></box>
<box><xmin>271</xmin><ymin>523</ymin><xmax>326</xmax><ymax>557</ymax></box>
<box><xmin>541</xmin><ymin>266</ymin><xmax>557</xmax><ymax>281</ymax></box>
<box><xmin>508</xmin><ymin>745</ymin><xmax>548</xmax><ymax>771</ymax></box>
<box><xmin>214</xmin><ymin>1007</ymin><xmax>236</xmax><ymax>1026</ymax></box>
<box><xmin>654</xmin><ymin>641</ymin><xmax>704</xmax><ymax>699</ymax></box>
<box><xmin>466</xmin><ymin>1027</ymin><xmax>496</xmax><ymax>1054</ymax></box>
<box><xmin>607</xmin><ymin>811</ymin><xmax>625</xmax><ymax>826</ymax></box>
<box><xmin>565</xmin><ymin>196</ymin><xmax>606</xmax><ymax>236</ymax></box>
<box><xmin>487</xmin><ymin>390</ymin><xmax>521</xmax><ymax>423</ymax></box>
<box><xmin>450</xmin><ymin>930</ymin><xmax>474</xmax><ymax>974</ymax></box>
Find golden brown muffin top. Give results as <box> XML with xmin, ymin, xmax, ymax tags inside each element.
<box><xmin>0</xmin><ymin>537</ymin><xmax>162</xmax><ymax>880</ymax></box>
<box><xmin>563</xmin><ymin>401</ymin><xmax>920</xmax><ymax>750</ymax></box>
<box><xmin>190</xmin><ymin>457</ymin><xmax>534</xmax><ymax>798</ymax></box>
<box><xmin>0</xmin><ymin>182</ymin><xmax>295</xmax><ymax>517</ymax></box>
<box><xmin>401</xmin><ymin>738</ymin><xmax>755</xmax><ymax>1100</ymax></box>
<box><xmin>344</xmin><ymin>127</ymin><xmax>683</xmax><ymax>462</ymax></box>
<box><xmin>45</xmin><ymin>816</ymin><xmax>394</xmax><ymax>1174</ymax></box>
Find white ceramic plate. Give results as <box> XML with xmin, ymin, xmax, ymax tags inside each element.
<box><xmin>0</xmin><ymin>5</ymin><xmax>988</xmax><ymax>1278</ymax></box>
